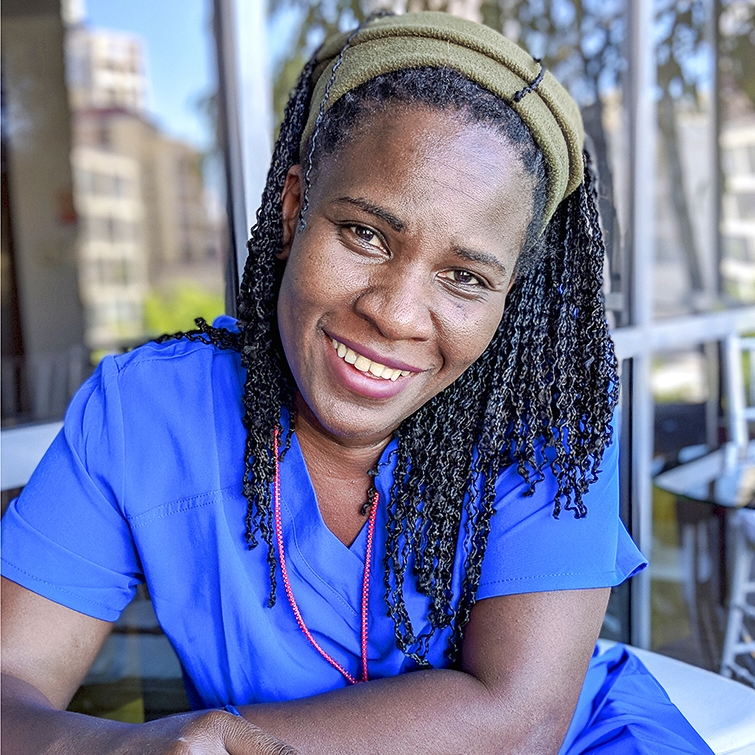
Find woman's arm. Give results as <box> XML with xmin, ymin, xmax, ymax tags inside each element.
<box><xmin>0</xmin><ymin>578</ymin><xmax>296</xmax><ymax>755</ymax></box>
<box><xmin>242</xmin><ymin>587</ymin><xmax>610</xmax><ymax>755</ymax></box>
<box><xmin>2</xmin><ymin>575</ymin><xmax>607</xmax><ymax>754</ymax></box>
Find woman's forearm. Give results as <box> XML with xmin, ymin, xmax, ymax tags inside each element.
<box><xmin>1</xmin><ymin>672</ymin><xmax>296</xmax><ymax>755</ymax></box>
<box><xmin>241</xmin><ymin>667</ymin><xmax>573</xmax><ymax>755</ymax></box>
<box><xmin>240</xmin><ymin>590</ymin><xmax>607</xmax><ymax>755</ymax></box>
<box><xmin>1</xmin><ymin>674</ymin><xmax>132</xmax><ymax>755</ymax></box>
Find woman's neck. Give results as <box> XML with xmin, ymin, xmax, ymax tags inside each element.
<box><xmin>292</xmin><ymin>396</ymin><xmax>391</xmax><ymax>473</ymax></box>
<box><xmin>292</xmin><ymin>399</ymin><xmax>391</xmax><ymax>546</ymax></box>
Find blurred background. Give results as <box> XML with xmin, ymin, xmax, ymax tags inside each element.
<box><xmin>2</xmin><ymin>0</ymin><xmax>755</xmax><ymax>722</ymax></box>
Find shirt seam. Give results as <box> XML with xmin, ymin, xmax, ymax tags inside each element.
<box><xmin>1</xmin><ymin>559</ymin><xmax>124</xmax><ymax>614</ymax></box>
<box><xmin>128</xmin><ymin>485</ymin><xmax>238</xmax><ymax>527</ymax></box>
<box><xmin>477</xmin><ymin>568</ymin><xmax>621</xmax><ymax>585</ymax></box>
<box><xmin>107</xmin><ymin>341</ymin><xmax>239</xmax><ymax>384</ymax></box>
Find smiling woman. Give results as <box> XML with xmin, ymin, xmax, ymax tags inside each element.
<box><xmin>277</xmin><ymin>108</ymin><xmax>529</xmax><ymax>448</ymax></box>
<box><xmin>1</xmin><ymin>10</ymin><xmax>714</xmax><ymax>755</ymax></box>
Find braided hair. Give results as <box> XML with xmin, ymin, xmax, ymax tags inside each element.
<box><xmin>169</xmin><ymin>55</ymin><xmax>618</xmax><ymax>667</ymax></box>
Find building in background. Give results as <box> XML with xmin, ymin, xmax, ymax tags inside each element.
<box><xmin>65</xmin><ymin>16</ymin><xmax>225</xmax><ymax>353</ymax></box>
<box><xmin>72</xmin><ymin>144</ymin><xmax>147</xmax><ymax>350</ymax></box>
<box><xmin>67</xmin><ymin>25</ymin><xmax>148</xmax><ymax>114</ymax></box>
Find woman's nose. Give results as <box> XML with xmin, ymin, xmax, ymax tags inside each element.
<box><xmin>353</xmin><ymin>264</ymin><xmax>435</xmax><ymax>342</ymax></box>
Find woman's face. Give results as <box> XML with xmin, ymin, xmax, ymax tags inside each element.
<box><xmin>277</xmin><ymin>105</ymin><xmax>536</xmax><ymax>449</ymax></box>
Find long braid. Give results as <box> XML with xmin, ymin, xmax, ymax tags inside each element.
<box><xmin>165</xmin><ymin>63</ymin><xmax>618</xmax><ymax>664</ymax></box>
<box><xmin>233</xmin><ymin>57</ymin><xmax>317</xmax><ymax>604</ymax></box>
<box><xmin>446</xmin><ymin>153</ymin><xmax>617</xmax><ymax>661</ymax></box>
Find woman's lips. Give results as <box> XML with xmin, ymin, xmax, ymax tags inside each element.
<box><xmin>329</xmin><ymin>337</ymin><xmax>412</xmax><ymax>382</ymax></box>
<box><xmin>326</xmin><ymin>333</ymin><xmax>423</xmax><ymax>373</ymax></box>
<box><xmin>324</xmin><ymin>335</ymin><xmax>421</xmax><ymax>400</ymax></box>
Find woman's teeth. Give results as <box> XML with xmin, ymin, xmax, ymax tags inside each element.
<box><xmin>331</xmin><ymin>338</ymin><xmax>411</xmax><ymax>382</ymax></box>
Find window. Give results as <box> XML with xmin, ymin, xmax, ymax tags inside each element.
<box><xmin>737</xmin><ymin>192</ymin><xmax>755</xmax><ymax>220</ymax></box>
<box><xmin>5</xmin><ymin>0</ymin><xmax>755</xmax><ymax>728</ymax></box>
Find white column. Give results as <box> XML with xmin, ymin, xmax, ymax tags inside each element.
<box><xmin>627</xmin><ymin>0</ymin><xmax>657</xmax><ymax>650</ymax></box>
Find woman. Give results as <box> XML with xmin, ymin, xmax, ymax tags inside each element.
<box><xmin>1</xmin><ymin>11</ymin><xmax>713</xmax><ymax>755</ymax></box>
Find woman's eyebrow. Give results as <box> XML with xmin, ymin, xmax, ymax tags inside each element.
<box><xmin>335</xmin><ymin>196</ymin><xmax>405</xmax><ymax>231</ymax></box>
<box><xmin>335</xmin><ymin>196</ymin><xmax>507</xmax><ymax>276</ymax></box>
<box><xmin>453</xmin><ymin>246</ymin><xmax>508</xmax><ymax>277</ymax></box>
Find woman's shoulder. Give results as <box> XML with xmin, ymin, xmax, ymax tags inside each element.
<box><xmin>106</xmin><ymin>316</ymin><xmax>241</xmax><ymax>379</ymax></box>
<box><xmin>68</xmin><ymin>316</ymin><xmax>245</xmax><ymax>457</ymax></box>
<box><xmin>59</xmin><ymin>316</ymin><xmax>247</xmax><ymax>516</ymax></box>
<box><xmin>491</xmin><ymin>410</ymin><xmax>621</xmax><ymax>501</ymax></box>
<box><xmin>477</xmin><ymin>420</ymin><xmax>645</xmax><ymax>599</ymax></box>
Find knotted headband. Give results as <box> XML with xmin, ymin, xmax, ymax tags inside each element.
<box><xmin>301</xmin><ymin>11</ymin><xmax>584</xmax><ymax>229</ymax></box>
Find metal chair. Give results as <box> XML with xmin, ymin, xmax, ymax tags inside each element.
<box><xmin>720</xmin><ymin>334</ymin><xmax>755</xmax><ymax>684</ymax></box>
<box><xmin>720</xmin><ymin>506</ymin><xmax>755</xmax><ymax>685</ymax></box>
<box><xmin>723</xmin><ymin>334</ymin><xmax>755</xmax><ymax>457</ymax></box>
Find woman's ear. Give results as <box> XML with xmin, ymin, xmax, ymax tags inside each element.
<box><xmin>507</xmin><ymin>272</ymin><xmax>517</xmax><ymax>295</ymax></box>
<box><xmin>278</xmin><ymin>165</ymin><xmax>304</xmax><ymax>261</ymax></box>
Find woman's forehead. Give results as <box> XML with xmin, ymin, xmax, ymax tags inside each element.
<box><xmin>318</xmin><ymin>105</ymin><xmax>526</xmax><ymax>178</ymax></box>
<box><xmin>311</xmin><ymin>106</ymin><xmax>535</xmax><ymax>243</ymax></box>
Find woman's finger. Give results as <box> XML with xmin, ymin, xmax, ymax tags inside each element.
<box><xmin>130</xmin><ymin>709</ymin><xmax>298</xmax><ymax>755</ymax></box>
<box><xmin>215</xmin><ymin>710</ymin><xmax>299</xmax><ymax>755</ymax></box>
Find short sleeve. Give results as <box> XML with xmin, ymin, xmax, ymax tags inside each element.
<box><xmin>1</xmin><ymin>357</ymin><xmax>142</xmax><ymax>621</ymax></box>
<box><xmin>476</xmin><ymin>428</ymin><xmax>647</xmax><ymax>599</ymax></box>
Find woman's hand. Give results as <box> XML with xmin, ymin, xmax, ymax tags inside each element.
<box><xmin>2</xmin><ymin>672</ymin><xmax>298</xmax><ymax>755</ymax></box>
<box><xmin>112</xmin><ymin>709</ymin><xmax>298</xmax><ymax>755</ymax></box>
<box><xmin>1</xmin><ymin>579</ymin><xmax>297</xmax><ymax>755</ymax></box>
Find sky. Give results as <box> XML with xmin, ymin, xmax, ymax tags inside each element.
<box><xmin>85</xmin><ymin>0</ymin><xmax>215</xmax><ymax>149</ymax></box>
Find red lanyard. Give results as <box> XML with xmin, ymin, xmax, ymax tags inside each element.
<box><xmin>273</xmin><ymin>427</ymin><xmax>379</xmax><ymax>684</ymax></box>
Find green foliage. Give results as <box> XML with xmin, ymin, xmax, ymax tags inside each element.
<box><xmin>144</xmin><ymin>284</ymin><xmax>225</xmax><ymax>336</ymax></box>
<box><xmin>269</xmin><ymin>0</ymin><xmax>370</xmax><ymax>127</ymax></box>
<box><xmin>655</xmin><ymin>0</ymin><xmax>708</xmax><ymax>107</ymax></box>
<box><xmin>720</xmin><ymin>0</ymin><xmax>755</xmax><ymax>108</ymax></box>
<box><xmin>273</xmin><ymin>51</ymin><xmax>309</xmax><ymax>133</ymax></box>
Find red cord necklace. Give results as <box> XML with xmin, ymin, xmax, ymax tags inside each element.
<box><xmin>273</xmin><ymin>427</ymin><xmax>379</xmax><ymax>684</ymax></box>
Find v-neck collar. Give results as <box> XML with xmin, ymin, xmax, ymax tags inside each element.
<box><xmin>276</xmin><ymin>410</ymin><xmax>398</xmax><ymax>615</ymax></box>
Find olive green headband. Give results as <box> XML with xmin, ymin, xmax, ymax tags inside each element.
<box><xmin>301</xmin><ymin>11</ymin><xmax>584</xmax><ymax>228</ymax></box>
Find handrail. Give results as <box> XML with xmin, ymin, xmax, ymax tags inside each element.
<box><xmin>611</xmin><ymin>307</ymin><xmax>755</xmax><ymax>361</ymax></box>
<box><xmin>1</xmin><ymin>422</ymin><xmax>63</xmax><ymax>491</ymax></box>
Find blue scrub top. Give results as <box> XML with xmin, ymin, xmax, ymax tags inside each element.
<box><xmin>1</xmin><ymin>319</ymin><xmax>646</xmax><ymax>711</ymax></box>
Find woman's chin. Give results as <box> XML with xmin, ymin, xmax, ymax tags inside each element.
<box><xmin>293</xmin><ymin>391</ymin><xmax>406</xmax><ymax>450</ymax></box>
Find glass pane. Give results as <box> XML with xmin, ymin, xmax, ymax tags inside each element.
<box><xmin>652</xmin><ymin>0</ymin><xmax>755</xmax><ymax>317</ymax></box>
<box><xmin>653</xmin><ymin>0</ymin><xmax>718</xmax><ymax>318</ymax></box>
<box><xmin>650</xmin><ymin>346</ymin><xmax>722</xmax><ymax>669</ymax></box>
<box><xmin>2</xmin><ymin>0</ymin><xmax>86</xmax><ymax>424</ymax></box>
<box><xmin>720</xmin><ymin>0</ymin><xmax>755</xmax><ymax>304</ymax></box>
<box><xmin>67</xmin><ymin>0</ymin><xmax>228</xmax><ymax>359</ymax></box>
<box><xmin>2</xmin><ymin>0</ymin><xmax>230</xmax><ymax>721</ymax></box>
<box><xmin>1</xmin><ymin>0</ymin><xmax>228</xmax><ymax>425</ymax></box>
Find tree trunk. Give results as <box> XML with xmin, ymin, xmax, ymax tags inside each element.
<box><xmin>658</xmin><ymin>96</ymin><xmax>705</xmax><ymax>294</ymax></box>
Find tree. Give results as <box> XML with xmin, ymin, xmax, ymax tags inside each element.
<box><xmin>267</xmin><ymin>0</ymin><xmax>725</xmax><ymax>306</ymax></box>
<box><xmin>720</xmin><ymin>0</ymin><xmax>755</xmax><ymax>111</ymax></box>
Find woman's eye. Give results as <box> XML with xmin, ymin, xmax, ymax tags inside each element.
<box><xmin>347</xmin><ymin>225</ymin><xmax>382</xmax><ymax>247</ymax></box>
<box><xmin>441</xmin><ymin>269</ymin><xmax>485</xmax><ymax>287</ymax></box>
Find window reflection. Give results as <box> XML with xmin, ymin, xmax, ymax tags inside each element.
<box><xmin>651</xmin><ymin>348</ymin><xmax>716</xmax><ymax>666</ymax></box>
<box><xmin>2</xmin><ymin>0</ymin><xmax>230</xmax><ymax>721</ymax></box>
<box><xmin>720</xmin><ymin>0</ymin><xmax>755</xmax><ymax>304</ymax></box>
<box><xmin>66</xmin><ymin>8</ymin><xmax>227</xmax><ymax>357</ymax></box>
<box><xmin>1</xmin><ymin>0</ymin><xmax>228</xmax><ymax>426</ymax></box>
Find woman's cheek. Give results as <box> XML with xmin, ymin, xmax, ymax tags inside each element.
<box><xmin>440</xmin><ymin>301</ymin><xmax>504</xmax><ymax>365</ymax></box>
